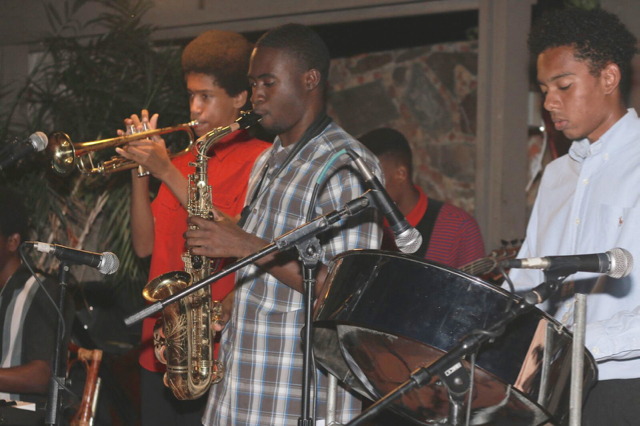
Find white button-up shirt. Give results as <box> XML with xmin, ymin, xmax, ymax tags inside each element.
<box><xmin>510</xmin><ymin>108</ymin><xmax>640</xmax><ymax>381</ymax></box>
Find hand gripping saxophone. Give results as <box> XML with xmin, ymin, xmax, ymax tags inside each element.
<box><xmin>142</xmin><ymin>112</ymin><xmax>262</xmax><ymax>400</ymax></box>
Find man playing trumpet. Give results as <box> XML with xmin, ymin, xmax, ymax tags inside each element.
<box><xmin>116</xmin><ymin>30</ymin><xmax>269</xmax><ymax>426</ymax></box>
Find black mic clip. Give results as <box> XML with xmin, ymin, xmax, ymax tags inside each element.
<box><xmin>275</xmin><ymin>193</ymin><xmax>371</xmax><ymax>251</ymax></box>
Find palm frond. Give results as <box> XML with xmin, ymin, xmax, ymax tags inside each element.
<box><xmin>1</xmin><ymin>0</ymin><xmax>188</xmax><ymax>299</ymax></box>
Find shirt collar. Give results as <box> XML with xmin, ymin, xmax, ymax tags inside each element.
<box><xmin>268</xmin><ymin>136</ymin><xmax>292</xmax><ymax>168</ymax></box>
<box><xmin>207</xmin><ymin>129</ymin><xmax>251</xmax><ymax>161</ymax></box>
<box><xmin>569</xmin><ymin>108</ymin><xmax>639</xmax><ymax>163</ymax></box>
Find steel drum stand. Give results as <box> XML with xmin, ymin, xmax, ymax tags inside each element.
<box><xmin>346</xmin><ymin>275</ymin><xmax>565</xmax><ymax>426</ymax></box>
<box><xmin>439</xmin><ymin>359</ymin><xmax>472</xmax><ymax>426</ymax></box>
<box><xmin>569</xmin><ymin>292</ymin><xmax>587</xmax><ymax>426</ymax></box>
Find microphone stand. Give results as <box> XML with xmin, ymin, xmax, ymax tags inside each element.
<box><xmin>124</xmin><ymin>195</ymin><xmax>371</xmax><ymax>327</ymax></box>
<box><xmin>45</xmin><ymin>262</ymin><xmax>70</xmax><ymax>426</ymax></box>
<box><xmin>346</xmin><ymin>275</ymin><xmax>565</xmax><ymax>426</ymax></box>
<box><xmin>298</xmin><ymin>236</ymin><xmax>322</xmax><ymax>426</ymax></box>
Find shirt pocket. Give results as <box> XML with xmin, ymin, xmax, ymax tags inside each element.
<box><xmin>211</xmin><ymin>192</ymin><xmax>238</xmax><ymax>216</ymax></box>
<box><xmin>154</xmin><ymin>194</ymin><xmax>186</xmax><ymax>237</ymax></box>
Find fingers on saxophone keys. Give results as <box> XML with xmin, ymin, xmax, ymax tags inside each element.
<box><xmin>184</xmin><ymin>236</ymin><xmax>209</xmax><ymax>248</ymax></box>
<box><xmin>187</xmin><ymin>216</ymin><xmax>212</xmax><ymax>228</ymax></box>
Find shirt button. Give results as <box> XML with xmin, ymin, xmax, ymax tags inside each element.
<box><xmin>565</xmin><ymin>302</ymin><xmax>572</xmax><ymax>308</ymax></box>
<box><xmin>575</xmin><ymin>218</ymin><xmax>581</xmax><ymax>225</ymax></box>
<box><xmin>582</xmin><ymin>178</ymin><xmax>589</xmax><ymax>185</ymax></box>
<box><xmin>592</xmin><ymin>347</ymin><xmax>599</xmax><ymax>355</ymax></box>
<box><xmin>252</xmin><ymin>208</ymin><xmax>258</xmax><ymax>214</ymax></box>
<box><xmin>604</xmin><ymin>153</ymin><xmax>610</xmax><ymax>160</ymax></box>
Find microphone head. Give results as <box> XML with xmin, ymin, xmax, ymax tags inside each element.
<box><xmin>396</xmin><ymin>227</ymin><xmax>423</xmax><ymax>254</ymax></box>
<box><xmin>608</xmin><ymin>247</ymin><xmax>633</xmax><ymax>279</ymax></box>
<box><xmin>99</xmin><ymin>252</ymin><xmax>120</xmax><ymax>275</ymax></box>
<box><xmin>29</xmin><ymin>132</ymin><xmax>48</xmax><ymax>152</ymax></box>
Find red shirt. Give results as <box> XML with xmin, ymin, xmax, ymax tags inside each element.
<box><xmin>382</xmin><ymin>186</ymin><xmax>485</xmax><ymax>269</ymax></box>
<box><xmin>140</xmin><ymin>129</ymin><xmax>270</xmax><ymax>371</ymax></box>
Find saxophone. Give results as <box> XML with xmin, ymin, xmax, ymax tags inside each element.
<box><xmin>142</xmin><ymin>111</ymin><xmax>261</xmax><ymax>400</ymax></box>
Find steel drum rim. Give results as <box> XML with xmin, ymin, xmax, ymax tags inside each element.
<box><xmin>313</xmin><ymin>249</ymin><xmax>598</xmax><ymax>426</ymax></box>
<box><xmin>318</xmin><ymin>248</ymin><xmax>597</xmax><ymax>365</ymax></box>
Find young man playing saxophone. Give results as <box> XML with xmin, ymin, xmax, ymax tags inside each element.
<box><xmin>185</xmin><ymin>24</ymin><xmax>383</xmax><ymax>426</ymax></box>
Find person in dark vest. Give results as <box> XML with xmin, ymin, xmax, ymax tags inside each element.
<box><xmin>359</xmin><ymin>128</ymin><xmax>485</xmax><ymax>267</ymax></box>
<box><xmin>0</xmin><ymin>187</ymin><xmax>73</xmax><ymax>408</ymax></box>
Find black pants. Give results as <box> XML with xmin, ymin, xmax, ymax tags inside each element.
<box><xmin>140</xmin><ymin>367</ymin><xmax>207</xmax><ymax>426</ymax></box>
<box><xmin>582</xmin><ymin>378</ymin><xmax>640</xmax><ymax>426</ymax></box>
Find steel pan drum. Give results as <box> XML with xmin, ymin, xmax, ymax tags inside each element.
<box><xmin>313</xmin><ymin>250</ymin><xmax>597</xmax><ymax>426</ymax></box>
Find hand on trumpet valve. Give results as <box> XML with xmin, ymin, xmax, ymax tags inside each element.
<box><xmin>116</xmin><ymin>110</ymin><xmax>172</xmax><ymax>179</ymax></box>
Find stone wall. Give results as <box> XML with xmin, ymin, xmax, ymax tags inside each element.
<box><xmin>327</xmin><ymin>41</ymin><xmax>478</xmax><ymax>213</ymax></box>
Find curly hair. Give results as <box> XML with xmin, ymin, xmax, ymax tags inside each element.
<box><xmin>529</xmin><ymin>8</ymin><xmax>638</xmax><ymax>97</ymax></box>
<box><xmin>182</xmin><ymin>30</ymin><xmax>253</xmax><ymax>97</ymax></box>
<box><xmin>255</xmin><ymin>23</ymin><xmax>330</xmax><ymax>89</ymax></box>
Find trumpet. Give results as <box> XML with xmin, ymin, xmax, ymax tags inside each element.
<box><xmin>47</xmin><ymin>120</ymin><xmax>198</xmax><ymax>175</ymax></box>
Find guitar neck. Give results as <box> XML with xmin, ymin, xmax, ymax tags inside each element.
<box><xmin>459</xmin><ymin>244</ymin><xmax>521</xmax><ymax>280</ymax></box>
<box><xmin>460</xmin><ymin>257</ymin><xmax>498</xmax><ymax>277</ymax></box>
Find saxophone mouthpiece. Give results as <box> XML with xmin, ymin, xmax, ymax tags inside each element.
<box><xmin>236</xmin><ymin>111</ymin><xmax>262</xmax><ymax>129</ymax></box>
<box><xmin>196</xmin><ymin>112</ymin><xmax>262</xmax><ymax>147</ymax></box>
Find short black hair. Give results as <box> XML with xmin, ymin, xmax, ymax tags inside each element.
<box><xmin>182</xmin><ymin>30</ymin><xmax>253</xmax><ymax>97</ymax></box>
<box><xmin>358</xmin><ymin>128</ymin><xmax>413</xmax><ymax>175</ymax></box>
<box><xmin>529</xmin><ymin>8</ymin><xmax>638</xmax><ymax>97</ymax></box>
<box><xmin>0</xmin><ymin>187</ymin><xmax>29</xmax><ymax>243</ymax></box>
<box><xmin>255</xmin><ymin>23</ymin><xmax>331</xmax><ymax>89</ymax></box>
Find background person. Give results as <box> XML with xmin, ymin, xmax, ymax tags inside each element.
<box><xmin>359</xmin><ymin>127</ymin><xmax>485</xmax><ymax>268</ymax></box>
<box><xmin>0</xmin><ymin>187</ymin><xmax>73</xmax><ymax>407</ymax></box>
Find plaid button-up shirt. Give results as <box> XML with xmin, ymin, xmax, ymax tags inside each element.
<box><xmin>203</xmin><ymin>122</ymin><xmax>382</xmax><ymax>426</ymax></box>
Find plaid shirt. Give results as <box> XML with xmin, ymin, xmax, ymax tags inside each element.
<box><xmin>203</xmin><ymin>122</ymin><xmax>382</xmax><ymax>426</ymax></box>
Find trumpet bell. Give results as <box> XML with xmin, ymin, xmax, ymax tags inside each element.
<box><xmin>143</xmin><ymin>270</ymin><xmax>192</xmax><ymax>302</ymax></box>
<box><xmin>48</xmin><ymin>131</ymin><xmax>77</xmax><ymax>174</ymax></box>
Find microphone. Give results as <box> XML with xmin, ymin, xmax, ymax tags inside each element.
<box><xmin>24</xmin><ymin>241</ymin><xmax>120</xmax><ymax>275</ymax></box>
<box><xmin>0</xmin><ymin>132</ymin><xmax>48</xmax><ymax>171</ymax></box>
<box><xmin>501</xmin><ymin>247</ymin><xmax>634</xmax><ymax>279</ymax></box>
<box><xmin>346</xmin><ymin>149</ymin><xmax>422</xmax><ymax>253</ymax></box>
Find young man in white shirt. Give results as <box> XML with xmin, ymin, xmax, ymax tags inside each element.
<box><xmin>511</xmin><ymin>8</ymin><xmax>639</xmax><ymax>425</ymax></box>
